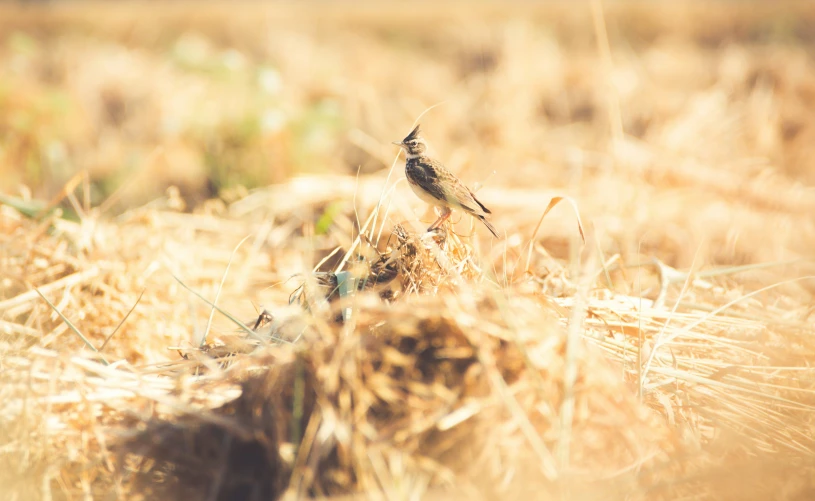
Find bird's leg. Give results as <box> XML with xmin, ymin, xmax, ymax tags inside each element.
<box><xmin>428</xmin><ymin>206</ymin><xmax>452</xmax><ymax>232</ymax></box>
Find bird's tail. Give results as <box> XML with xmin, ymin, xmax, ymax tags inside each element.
<box><xmin>478</xmin><ymin>216</ymin><xmax>500</xmax><ymax>238</ymax></box>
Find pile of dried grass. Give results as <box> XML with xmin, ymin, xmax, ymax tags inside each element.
<box><xmin>2</xmin><ymin>175</ymin><xmax>814</xmax><ymax>500</ymax></box>
<box><xmin>128</xmin><ymin>290</ymin><xmax>676</xmax><ymax>501</ymax></box>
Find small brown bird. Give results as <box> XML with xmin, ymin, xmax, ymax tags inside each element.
<box><xmin>393</xmin><ymin>124</ymin><xmax>499</xmax><ymax>238</ymax></box>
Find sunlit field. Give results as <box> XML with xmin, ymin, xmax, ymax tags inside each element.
<box><xmin>1</xmin><ymin>2</ymin><xmax>814</xmax><ymax>500</ymax></box>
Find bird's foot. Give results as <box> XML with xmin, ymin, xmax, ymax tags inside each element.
<box><xmin>427</xmin><ymin>209</ymin><xmax>452</xmax><ymax>232</ymax></box>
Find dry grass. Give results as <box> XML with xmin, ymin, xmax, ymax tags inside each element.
<box><xmin>2</xmin><ymin>2</ymin><xmax>815</xmax><ymax>500</ymax></box>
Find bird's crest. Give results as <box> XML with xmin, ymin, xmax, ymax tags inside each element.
<box><xmin>402</xmin><ymin>124</ymin><xmax>422</xmax><ymax>143</ymax></box>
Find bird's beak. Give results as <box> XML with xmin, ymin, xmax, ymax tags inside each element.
<box><xmin>392</xmin><ymin>141</ymin><xmax>403</xmax><ymax>147</ymax></box>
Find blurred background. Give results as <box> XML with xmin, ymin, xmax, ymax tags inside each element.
<box><xmin>1</xmin><ymin>0</ymin><xmax>814</xmax><ymax>272</ymax></box>
<box><xmin>3</xmin><ymin>4</ymin><xmax>815</xmax><ymax>500</ymax></box>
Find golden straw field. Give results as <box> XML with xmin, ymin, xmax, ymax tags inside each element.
<box><xmin>1</xmin><ymin>2</ymin><xmax>814</xmax><ymax>500</ymax></box>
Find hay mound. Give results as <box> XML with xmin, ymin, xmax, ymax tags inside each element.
<box><xmin>123</xmin><ymin>289</ymin><xmax>672</xmax><ymax>501</ymax></box>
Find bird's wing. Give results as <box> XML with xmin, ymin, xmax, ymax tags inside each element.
<box><xmin>425</xmin><ymin>160</ymin><xmax>491</xmax><ymax>216</ymax></box>
<box><xmin>409</xmin><ymin>160</ymin><xmax>449</xmax><ymax>202</ymax></box>
<box><xmin>468</xmin><ymin>189</ymin><xmax>492</xmax><ymax>214</ymax></box>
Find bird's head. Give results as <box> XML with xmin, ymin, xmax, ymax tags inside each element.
<box><xmin>392</xmin><ymin>124</ymin><xmax>427</xmax><ymax>158</ymax></box>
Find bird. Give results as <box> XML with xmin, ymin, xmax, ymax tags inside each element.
<box><xmin>392</xmin><ymin>124</ymin><xmax>499</xmax><ymax>238</ymax></box>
